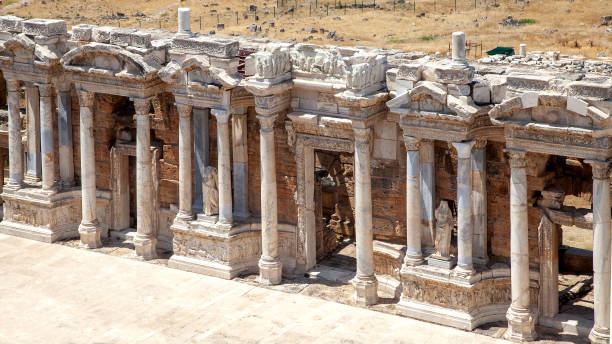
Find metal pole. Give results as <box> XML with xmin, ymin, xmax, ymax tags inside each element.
<box><xmin>326</xmin><ymin>4</ymin><xmax>329</xmax><ymax>14</ymax></box>
<box><xmin>274</xmin><ymin>6</ymin><xmax>276</xmax><ymax>17</ymax></box>
<box><xmin>236</xmin><ymin>11</ymin><xmax>239</xmax><ymax>24</ymax></box>
<box><xmin>454</xmin><ymin>0</ymin><xmax>457</xmax><ymax>12</ymax></box>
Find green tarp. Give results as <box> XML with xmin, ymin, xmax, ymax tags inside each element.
<box><xmin>486</xmin><ymin>46</ymin><xmax>515</xmax><ymax>56</ymax></box>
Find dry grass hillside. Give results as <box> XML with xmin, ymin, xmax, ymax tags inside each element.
<box><xmin>1</xmin><ymin>0</ymin><xmax>611</xmax><ymax>58</ymax></box>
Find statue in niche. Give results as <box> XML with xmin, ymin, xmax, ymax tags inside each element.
<box><xmin>433</xmin><ymin>200</ymin><xmax>453</xmax><ymax>260</ymax></box>
<box><xmin>202</xmin><ymin>166</ymin><xmax>219</xmax><ymax>216</ymax></box>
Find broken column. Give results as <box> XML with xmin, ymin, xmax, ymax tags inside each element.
<box><xmin>452</xmin><ymin>31</ymin><xmax>467</xmax><ymax>66</ymax></box>
<box><xmin>520</xmin><ymin>44</ymin><xmax>527</xmax><ymax>57</ymax></box>
<box><xmin>178</xmin><ymin>8</ymin><xmax>191</xmax><ymax>34</ymax></box>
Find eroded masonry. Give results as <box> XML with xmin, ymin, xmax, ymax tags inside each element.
<box><xmin>0</xmin><ymin>8</ymin><xmax>610</xmax><ymax>343</ymax></box>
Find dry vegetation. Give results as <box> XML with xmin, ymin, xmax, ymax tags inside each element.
<box><xmin>1</xmin><ymin>0</ymin><xmax>611</xmax><ymax>58</ymax></box>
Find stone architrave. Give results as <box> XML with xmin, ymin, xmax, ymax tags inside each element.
<box><xmin>202</xmin><ymin>166</ymin><xmax>219</xmax><ymax>216</ymax></box>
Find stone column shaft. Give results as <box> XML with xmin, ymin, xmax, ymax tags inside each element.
<box><xmin>7</xmin><ymin>79</ymin><xmax>23</xmax><ymax>189</ymax></box>
<box><xmin>587</xmin><ymin>160</ymin><xmax>611</xmax><ymax>344</ymax></box>
<box><xmin>472</xmin><ymin>140</ymin><xmax>488</xmax><ymax>264</ymax></box>
<box><xmin>420</xmin><ymin>139</ymin><xmax>435</xmax><ymax>249</ymax></box>
<box><xmin>352</xmin><ymin>127</ymin><xmax>378</xmax><ymax>306</ymax></box>
<box><xmin>176</xmin><ymin>104</ymin><xmax>193</xmax><ymax>221</ymax></box>
<box><xmin>505</xmin><ymin>150</ymin><xmax>536</xmax><ymax>341</ymax></box>
<box><xmin>211</xmin><ymin>109</ymin><xmax>232</xmax><ymax>224</ymax></box>
<box><xmin>57</xmin><ymin>86</ymin><xmax>74</xmax><ymax>188</ymax></box>
<box><xmin>404</xmin><ymin>135</ymin><xmax>423</xmax><ymax>265</ymax></box>
<box><xmin>38</xmin><ymin>84</ymin><xmax>56</xmax><ymax>192</ymax></box>
<box><xmin>257</xmin><ymin>113</ymin><xmax>282</xmax><ymax>285</ymax></box>
<box><xmin>193</xmin><ymin>107</ymin><xmax>209</xmax><ymax>212</ymax></box>
<box><xmin>452</xmin><ymin>141</ymin><xmax>476</xmax><ymax>272</ymax></box>
<box><xmin>77</xmin><ymin>91</ymin><xmax>102</xmax><ymax>248</ymax></box>
<box><xmin>134</xmin><ymin>98</ymin><xmax>156</xmax><ymax>260</ymax></box>
<box><xmin>232</xmin><ymin>109</ymin><xmax>249</xmax><ymax>219</ymax></box>
<box><xmin>25</xmin><ymin>84</ymin><xmax>41</xmax><ymax>182</ymax></box>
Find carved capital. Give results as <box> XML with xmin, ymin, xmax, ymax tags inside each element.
<box><xmin>78</xmin><ymin>91</ymin><xmax>95</xmax><ymax>108</ymax></box>
<box><xmin>211</xmin><ymin>109</ymin><xmax>230</xmax><ymax>124</ymax></box>
<box><xmin>451</xmin><ymin>140</ymin><xmax>476</xmax><ymax>159</ymax></box>
<box><xmin>354</xmin><ymin>127</ymin><xmax>372</xmax><ymax>153</ymax></box>
<box><xmin>257</xmin><ymin>114</ymin><xmax>278</xmax><ymax>133</ymax></box>
<box><xmin>586</xmin><ymin>160</ymin><xmax>610</xmax><ymax>180</ymax></box>
<box><xmin>505</xmin><ymin>149</ymin><xmax>527</xmax><ymax>169</ymax></box>
<box><xmin>132</xmin><ymin>97</ymin><xmax>151</xmax><ymax>116</ymax></box>
<box><xmin>176</xmin><ymin>104</ymin><xmax>193</xmax><ymax>119</ymax></box>
<box><xmin>6</xmin><ymin>79</ymin><xmax>20</xmax><ymax>92</ymax></box>
<box><xmin>473</xmin><ymin>138</ymin><xmax>487</xmax><ymax>150</ymax></box>
<box><xmin>37</xmin><ymin>83</ymin><xmax>54</xmax><ymax>98</ymax></box>
<box><xmin>402</xmin><ymin>135</ymin><xmax>420</xmax><ymax>151</ymax></box>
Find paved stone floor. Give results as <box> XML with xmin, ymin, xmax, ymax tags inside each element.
<box><xmin>0</xmin><ymin>233</ymin><xmax>506</xmax><ymax>344</ymax></box>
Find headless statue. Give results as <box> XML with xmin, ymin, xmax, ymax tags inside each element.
<box><xmin>433</xmin><ymin>200</ymin><xmax>453</xmax><ymax>260</ymax></box>
<box><xmin>202</xmin><ymin>166</ymin><xmax>219</xmax><ymax>216</ymax></box>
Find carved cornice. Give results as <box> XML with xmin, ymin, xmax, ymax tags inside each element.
<box><xmin>504</xmin><ymin>149</ymin><xmax>527</xmax><ymax>169</ymax></box>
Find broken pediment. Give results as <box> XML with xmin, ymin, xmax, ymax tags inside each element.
<box><xmin>182</xmin><ymin>57</ymin><xmax>240</xmax><ymax>90</ymax></box>
<box><xmin>61</xmin><ymin>43</ymin><xmax>159</xmax><ymax>80</ymax></box>
<box><xmin>0</xmin><ymin>34</ymin><xmax>35</xmax><ymax>64</ymax></box>
<box><xmin>489</xmin><ymin>93</ymin><xmax>611</xmax><ymax>130</ymax></box>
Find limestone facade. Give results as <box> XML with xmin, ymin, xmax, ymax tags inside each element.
<box><xmin>0</xmin><ymin>11</ymin><xmax>611</xmax><ymax>342</ymax></box>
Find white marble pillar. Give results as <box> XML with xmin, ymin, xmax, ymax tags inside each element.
<box><xmin>257</xmin><ymin>113</ymin><xmax>282</xmax><ymax>285</ymax></box>
<box><xmin>587</xmin><ymin>160</ymin><xmax>611</xmax><ymax>344</ymax></box>
<box><xmin>176</xmin><ymin>104</ymin><xmax>194</xmax><ymax>221</ymax></box>
<box><xmin>133</xmin><ymin>98</ymin><xmax>157</xmax><ymax>260</ymax></box>
<box><xmin>193</xmin><ymin>107</ymin><xmax>209</xmax><ymax>212</ymax></box>
<box><xmin>6</xmin><ymin>79</ymin><xmax>23</xmax><ymax>189</ymax></box>
<box><xmin>452</xmin><ymin>141</ymin><xmax>476</xmax><ymax>273</ymax></box>
<box><xmin>404</xmin><ymin>135</ymin><xmax>423</xmax><ymax>265</ymax></box>
<box><xmin>505</xmin><ymin>150</ymin><xmax>536</xmax><ymax>341</ymax></box>
<box><xmin>472</xmin><ymin>139</ymin><xmax>488</xmax><ymax>264</ymax></box>
<box><xmin>38</xmin><ymin>84</ymin><xmax>56</xmax><ymax>193</ymax></box>
<box><xmin>352</xmin><ymin>126</ymin><xmax>378</xmax><ymax>306</ymax></box>
<box><xmin>232</xmin><ymin>108</ymin><xmax>249</xmax><ymax>220</ymax></box>
<box><xmin>420</xmin><ymin>139</ymin><xmax>435</xmax><ymax>249</ymax></box>
<box><xmin>25</xmin><ymin>83</ymin><xmax>41</xmax><ymax>183</ymax></box>
<box><xmin>77</xmin><ymin>91</ymin><xmax>102</xmax><ymax>248</ymax></box>
<box><xmin>178</xmin><ymin>8</ymin><xmax>191</xmax><ymax>34</ymax></box>
<box><xmin>452</xmin><ymin>31</ymin><xmax>467</xmax><ymax>66</ymax></box>
<box><xmin>57</xmin><ymin>83</ymin><xmax>74</xmax><ymax>188</ymax></box>
<box><xmin>211</xmin><ymin>109</ymin><xmax>232</xmax><ymax>224</ymax></box>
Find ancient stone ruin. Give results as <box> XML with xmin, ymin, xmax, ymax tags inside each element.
<box><xmin>0</xmin><ymin>7</ymin><xmax>610</xmax><ymax>342</ymax></box>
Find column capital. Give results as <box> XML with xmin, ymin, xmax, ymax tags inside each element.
<box><xmin>78</xmin><ymin>91</ymin><xmax>95</xmax><ymax>108</ymax></box>
<box><xmin>6</xmin><ymin>79</ymin><xmax>19</xmax><ymax>92</ymax></box>
<box><xmin>36</xmin><ymin>83</ymin><xmax>54</xmax><ymax>98</ymax></box>
<box><xmin>473</xmin><ymin>138</ymin><xmax>487</xmax><ymax>150</ymax></box>
<box><xmin>586</xmin><ymin>160</ymin><xmax>610</xmax><ymax>180</ymax></box>
<box><xmin>132</xmin><ymin>97</ymin><xmax>151</xmax><ymax>116</ymax></box>
<box><xmin>211</xmin><ymin>109</ymin><xmax>231</xmax><ymax>124</ymax></box>
<box><xmin>231</xmin><ymin>107</ymin><xmax>248</xmax><ymax>115</ymax></box>
<box><xmin>402</xmin><ymin>135</ymin><xmax>420</xmax><ymax>151</ymax></box>
<box><xmin>504</xmin><ymin>149</ymin><xmax>527</xmax><ymax>169</ymax></box>
<box><xmin>257</xmin><ymin>114</ymin><xmax>278</xmax><ymax>133</ymax></box>
<box><xmin>452</xmin><ymin>140</ymin><xmax>476</xmax><ymax>159</ymax></box>
<box><xmin>176</xmin><ymin>104</ymin><xmax>193</xmax><ymax>118</ymax></box>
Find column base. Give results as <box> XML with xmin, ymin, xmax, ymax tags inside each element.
<box><xmin>24</xmin><ymin>174</ymin><xmax>41</xmax><ymax>184</ymax></box>
<box><xmin>78</xmin><ymin>221</ymin><xmax>103</xmax><ymax>249</ymax></box>
<box><xmin>175</xmin><ymin>211</ymin><xmax>195</xmax><ymax>223</ymax></box>
<box><xmin>505</xmin><ymin>305</ymin><xmax>536</xmax><ymax>342</ymax></box>
<box><xmin>352</xmin><ymin>274</ymin><xmax>378</xmax><ymax>306</ymax></box>
<box><xmin>134</xmin><ymin>234</ymin><xmax>158</xmax><ymax>260</ymax></box>
<box><xmin>404</xmin><ymin>253</ymin><xmax>424</xmax><ymax>266</ymax></box>
<box><xmin>589</xmin><ymin>326</ymin><xmax>610</xmax><ymax>344</ymax></box>
<box><xmin>258</xmin><ymin>258</ymin><xmax>282</xmax><ymax>285</ymax></box>
<box><xmin>454</xmin><ymin>264</ymin><xmax>475</xmax><ymax>278</ymax></box>
<box><xmin>5</xmin><ymin>181</ymin><xmax>22</xmax><ymax>191</ymax></box>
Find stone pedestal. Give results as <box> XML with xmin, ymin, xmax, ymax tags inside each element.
<box><xmin>77</xmin><ymin>91</ymin><xmax>103</xmax><ymax>248</ymax></box>
<box><xmin>352</xmin><ymin>126</ymin><xmax>378</xmax><ymax>306</ymax></box>
<box><xmin>505</xmin><ymin>150</ymin><xmax>536</xmax><ymax>341</ymax></box>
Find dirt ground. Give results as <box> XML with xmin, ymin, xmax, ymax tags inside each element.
<box><xmin>1</xmin><ymin>0</ymin><xmax>611</xmax><ymax>59</ymax></box>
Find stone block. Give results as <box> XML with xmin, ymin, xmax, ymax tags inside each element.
<box><xmin>172</xmin><ymin>36</ymin><xmax>239</xmax><ymax>58</ymax></box>
<box><xmin>0</xmin><ymin>16</ymin><xmax>23</xmax><ymax>33</ymax></box>
<box><xmin>447</xmin><ymin>84</ymin><xmax>471</xmax><ymax>97</ymax></box>
<box><xmin>521</xmin><ymin>92</ymin><xmax>539</xmax><ymax>109</ymax></box>
<box><xmin>130</xmin><ymin>32</ymin><xmax>152</xmax><ymax>49</ymax></box>
<box><xmin>567</xmin><ymin>81</ymin><xmax>612</xmax><ymax>100</ymax></box>
<box><xmin>566</xmin><ymin>96</ymin><xmax>588</xmax><ymax>115</ymax></box>
<box><xmin>506</xmin><ymin>73</ymin><xmax>552</xmax><ymax>91</ymax></box>
<box><xmin>422</xmin><ymin>63</ymin><xmax>474</xmax><ymax>85</ymax></box>
<box><xmin>109</xmin><ymin>28</ymin><xmax>135</xmax><ymax>46</ymax></box>
<box><xmin>472</xmin><ymin>80</ymin><xmax>491</xmax><ymax>105</ymax></box>
<box><xmin>23</xmin><ymin>19</ymin><xmax>67</xmax><ymax>36</ymax></box>
<box><xmin>373</xmin><ymin>138</ymin><xmax>397</xmax><ymax>160</ymax></box>
<box><xmin>92</xmin><ymin>26</ymin><xmax>112</xmax><ymax>43</ymax></box>
<box><xmin>71</xmin><ymin>24</ymin><xmax>93</xmax><ymax>42</ymax></box>
<box><xmin>397</xmin><ymin>63</ymin><xmax>422</xmax><ymax>81</ymax></box>
<box><xmin>373</xmin><ymin>120</ymin><xmax>398</xmax><ymax>140</ymax></box>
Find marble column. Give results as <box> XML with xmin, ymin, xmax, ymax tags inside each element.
<box><xmin>505</xmin><ymin>150</ymin><xmax>536</xmax><ymax>341</ymax></box>
<box><xmin>257</xmin><ymin>113</ymin><xmax>282</xmax><ymax>285</ymax></box>
<box><xmin>193</xmin><ymin>107</ymin><xmax>209</xmax><ymax>212</ymax></box>
<box><xmin>403</xmin><ymin>135</ymin><xmax>423</xmax><ymax>265</ymax></box>
<box><xmin>25</xmin><ymin>83</ymin><xmax>41</xmax><ymax>183</ymax></box>
<box><xmin>133</xmin><ymin>98</ymin><xmax>157</xmax><ymax>260</ymax></box>
<box><xmin>472</xmin><ymin>139</ymin><xmax>488</xmax><ymax>264</ymax></box>
<box><xmin>420</xmin><ymin>139</ymin><xmax>435</xmax><ymax>249</ymax></box>
<box><xmin>77</xmin><ymin>91</ymin><xmax>102</xmax><ymax>248</ymax></box>
<box><xmin>352</xmin><ymin>126</ymin><xmax>378</xmax><ymax>306</ymax></box>
<box><xmin>6</xmin><ymin>79</ymin><xmax>22</xmax><ymax>189</ymax></box>
<box><xmin>211</xmin><ymin>109</ymin><xmax>232</xmax><ymax>224</ymax></box>
<box><xmin>176</xmin><ymin>104</ymin><xmax>194</xmax><ymax>221</ymax></box>
<box><xmin>38</xmin><ymin>84</ymin><xmax>56</xmax><ymax>193</ymax></box>
<box><xmin>57</xmin><ymin>83</ymin><xmax>74</xmax><ymax>188</ymax></box>
<box><xmin>452</xmin><ymin>140</ymin><xmax>476</xmax><ymax>273</ymax></box>
<box><xmin>232</xmin><ymin>108</ymin><xmax>249</xmax><ymax>220</ymax></box>
<box><xmin>587</xmin><ymin>160</ymin><xmax>611</xmax><ymax>344</ymax></box>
